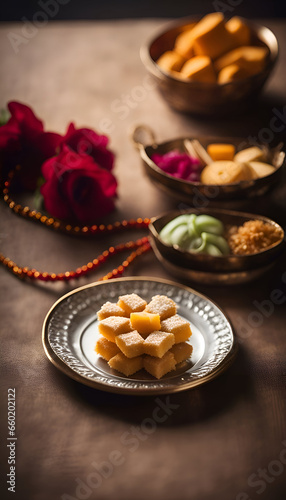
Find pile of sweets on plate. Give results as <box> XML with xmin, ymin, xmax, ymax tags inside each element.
<box><xmin>156</xmin><ymin>12</ymin><xmax>269</xmax><ymax>84</ymax></box>
<box><xmin>95</xmin><ymin>293</ymin><xmax>193</xmax><ymax>379</ymax></box>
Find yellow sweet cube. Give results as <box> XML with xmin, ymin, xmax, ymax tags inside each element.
<box><xmin>207</xmin><ymin>143</ymin><xmax>235</xmax><ymax>161</ymax></box>
<box><xmin>175</xmin><ymin>13</ymin><xmax>237</xmax><ymax>61</ymax></box>
<box><xmin>160</xmin><ymin>314</ymin><xmax>192</xmax><ymax>344</ymax></box>
<box><xmin>117</xmin><ymin>293</ymin><xmax>147</xmax><ymax>315</ymax></box>
<box><xmin>98</xmin><ymin>316</ymin><xmax>132</xmax><ymax>342</ymax></box>
<box><xmin>214</xmin><ymin>46</ymin><xmax>268</xmax><ymax>74</ymax></box>
<box><xmin>191</xmin><ymin>12</ymin><xmax>236</xmax><ymax>60</ymax></box>
<box><xmin>170</xmin><ymin>342</ymin><xmax>193</xmax><ymax>364</ymax></box>
<box><xmin>130</xmin><ymin>312</ymin><xmax>161</xmax><ymax>338</ymax></box>
<box><xmin>174</xmin><ymin>28</ymin><xmax>195</xmax><ymax>59</ymax></box>
<box><xmin>115</xmin><ymin>331</ymin><xmax>145</xmax><ymax>358</ymax></box>
<box><xmin>226</xmin><ymin>17</ymin><xmax>250</xmax><ymax>46</ymax></box>
<box><xmin>95</xmin><ymin>337</ymin><xmax>120</xmax><ymax>361</ymax></box>
<box><xmin>144</xmin><ymin>352</ymin><xmax>176</xmax><ymax>379</ymax></box>
<box><xmin>97</xmin><ymin>301</ymin><xmax>127</xmax><ymax>321</ymax></box>
<box><xmin>143</xmin><ymin>331</ymin><xmax>175</xmax><ymax>358</ymax></box>
<box><xmin>108</xmin><ymin>353</ymin><xmax>143</xmax><ymax>376</ymax></box>
<box><xmin>217</xmin><ymin>63</ymin><xmax>249</xmax><ymax>84</ymax></box>
<box><xmin>156</xmin><ymin>50</ymin><xmax>186</xmax><ymax>72</ymax></box>
<box><xmin>145</xmin><ymin>295</ymin><xmax>177</xmax><ymax>320</ymax></box>
<box><xmin>180</xmin><ymin>56</ymin><xmax>216</xmax><ymax>83</ymax></box>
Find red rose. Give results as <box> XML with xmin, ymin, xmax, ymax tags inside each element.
<box><xmin>0</xmin><ymin>101</ymin><xmax>118</xmax><ymax>222</ymax></box>
<box><xmin>41</xmin><ymin>145</ymin><xmax>117</xmax><ymax>223</ymax></box>
<box><xmin>62</xmin><ymin>123</ymin><xmax>114</xmax><ymax>172</ymax></box>
<box><xmin>0</xmin><ymin>101</ymin><xmax>62</xmax><ymax>189</ymax></box>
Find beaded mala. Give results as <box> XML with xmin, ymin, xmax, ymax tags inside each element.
<box><xmin>0</xmin><ymin>167</ymin><xmax>152</xmax><ymax>282</ymax></box>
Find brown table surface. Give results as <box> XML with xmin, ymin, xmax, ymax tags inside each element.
<box><xmin>1</xmin><ymin>19</ymin><xmax>286</xmax><ymax>500</ymax></box>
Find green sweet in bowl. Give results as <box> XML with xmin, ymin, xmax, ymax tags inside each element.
<box><xmin>159</xmin><ymin>214</ymin><xmax>230</xmax><ymax>256</ymax></box>
<box><xmin>149</xmin><ymin>208</ymin><xmax>285</xmax><ymax>275</ymax></box>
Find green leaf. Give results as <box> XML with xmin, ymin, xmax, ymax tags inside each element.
<box><xmin>0</xmin><ymin>108</ymin><xmax>10</xmax><ymax>126</ymax></box>
<box><xmin>33</xmin><ymin>188</ymin><xmax>44</xmax><ymax>212</ymax></box>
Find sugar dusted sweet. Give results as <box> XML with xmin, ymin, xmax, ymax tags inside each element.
<box><xmin>115</xmin><ymin>331</ymin><xmax>145</xmax><ymax>358</ymax></box>
<box><xmin>130</xmin><ymin>312</ymin><xmax>161</xmax><ymax>338</ymax></box>
<box><xmin>95</xmin><ymin>337</ymin><xmax>120</xmax><ymax>361</ymax></box>
<box><xmin>97</xmin><ymin>302</ymin><xmax>127</xmax><ymax>321</ymax></box>
<box><xmin>170</xmin><ymin>342</ymin><xmax>193</xmax><ymax>364</ymax></box>
<box><xmin>144</xmin><ymin>352</ymin><xmax>176</xmax><ymax>379</ymax></box>
<box><xmin>96</xmin><ymin>291</ymin><xmax>194</xmax><ymax>380</ymax></box>
<box><xmin>145</xmin><ymin>295</ymin><xmax>177</xmax><ymax>320</ymax></box>
<box><xmin>160</xmin><ymin>314</ymin><xmax>192</xmax><ymax>344</ymax></box>
<box><xmin>98</xmin><ymin>316</ymin><xmax>132</xmax><ymax>342</ymax></box>
<box><xmin>143</xmin><ymin>331</ymin><xmax>175</xmax><ymax>358</ymax></box>
<box><xmin>118</xmin><ymin>293</ymin><xmax>147</xmax><ymax>315</ymax></box>
<box><xmin>108</xmin><ymin>353</ymin><xmax>143</xmax><ymax>376</ymax></box>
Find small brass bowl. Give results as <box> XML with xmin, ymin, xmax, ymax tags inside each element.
<box><xmin>149</xmin><ymin>208</ymin><xmax>285</xmax><ymax>285</ymax></box>
<box><xmin>131</xmin><ymin>126</ymin><xmax>285</xmax><ymax>204</ymax></box>
<box><xmin>140</xmin><ymin>16</ymin><xmax>278</xmax><ymax>115</ymax></box>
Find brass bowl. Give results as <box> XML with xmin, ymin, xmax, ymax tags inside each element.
<box><xmin>131</xmin><ymin>126</ymin><xmax>285</xmax><ymax>204</ymax></box>
<box><xmin>140</xmin><ymin>16</ymin><xmax>278</xmax><ymax>115</ymax></box>
<box><xmin>149</xmin><ymin>208</ymin><xmax>285</xmax><ymax>285</ymax></box>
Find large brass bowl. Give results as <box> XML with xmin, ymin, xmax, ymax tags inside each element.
<box><xmin>140</xmin><ymin>16</ymin><xmax>278</xmax><ymax>115</ymax></box>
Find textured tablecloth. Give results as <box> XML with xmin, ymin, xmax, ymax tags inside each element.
<box><xmin>0</xmin><ymin>19</ymin><xmax>286</xmax><ymax>500</ymax></box>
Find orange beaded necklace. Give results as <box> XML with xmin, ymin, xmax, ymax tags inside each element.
<box><xmin>0</xmin><ymin>168</ymin><xmax>151</xmax><ymax>282</ymax></box>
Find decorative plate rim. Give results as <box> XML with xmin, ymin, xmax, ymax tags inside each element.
<box><xmin>42</xmin><ymin>277</ymin><xmax>237</xmax><ymax>395</ymax></box>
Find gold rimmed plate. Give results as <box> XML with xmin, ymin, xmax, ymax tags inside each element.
<box><xmin>42</xmin><ymin>277</ymin><xmax>236</xmax><ymax>395</ymax></box>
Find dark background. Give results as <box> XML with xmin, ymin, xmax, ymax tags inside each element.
<box><xmin>1</xmin><ymin>0</ymin><xmax>286</xmax><ymax>21</ymax></box>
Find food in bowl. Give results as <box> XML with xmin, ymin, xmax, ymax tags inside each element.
<box><xmin>199</xmin><ymin>142</ymin><xmax>276</xmax><ymax>184</ymax></box>
<box><xmin>176</xmin><ymin>55</ymin><xmax>217</xmax><ymax>82</ymax></box>
<box><xmin>159</xmin><ymin>214</ymin><xmax>230</xmax><ymax>256</ymax></box>
<box><xmin>159</xmin><ymin>213</ymin><xmax>283</xmax><ymax>256</ymax></box>
<box><xmin>141</xmin><ymin>14</ymin><xmax>278</xmax><ymax>114</ymax></box>
<box><xmin>227</xmin><ymin>220</ymin><xmax>284</xmax><ymax>255</ymax></box>
<box><xmin>151</xmin><ymin>150</ymin><xmax>202</xmax><ymax>182</ymax></box>
<box><xmin>206</xmin><ymin>143</ymin><xmax>235</xmax><ymax>161</ymax></box>
<box><xmin>201</xmin><ymin>160</ymin><xmax>255</xmax><ymax>184</ymax></box>
<box><xmin>152</xmin><ymin>139</ymin><xmax>278</xmax><ymax>185</ymax></box>
<box><xmin>156</xmin><ymin>12</ymin><xmax>269</xmax><ymax>84</ymax></box>
<box><xmin>95</xmin><ymin>293</ymin><xmax>193</xmax><ymax>379</ymax></box>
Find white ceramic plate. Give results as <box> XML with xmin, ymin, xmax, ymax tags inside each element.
<box><xmin>42</xmin><ymin>277</ymin><xmax>236</xmax><ymax>395</ymax></box>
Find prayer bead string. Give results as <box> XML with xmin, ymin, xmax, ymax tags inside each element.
<box><xmin>0</xmin><ymin>168</ymin><xmax>152</xmax><ymax>282</ymax></box>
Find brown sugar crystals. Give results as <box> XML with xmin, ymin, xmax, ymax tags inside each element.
<box><xmin>228</xmin><ymin>220</ymin><xmax>283</xmax><ymax>255</ymax></box>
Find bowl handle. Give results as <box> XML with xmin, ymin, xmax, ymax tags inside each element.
<box><xmin>130</xmin><ymin>124</ymin><xmax>157</xmax><ymax>150</ymax></box>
